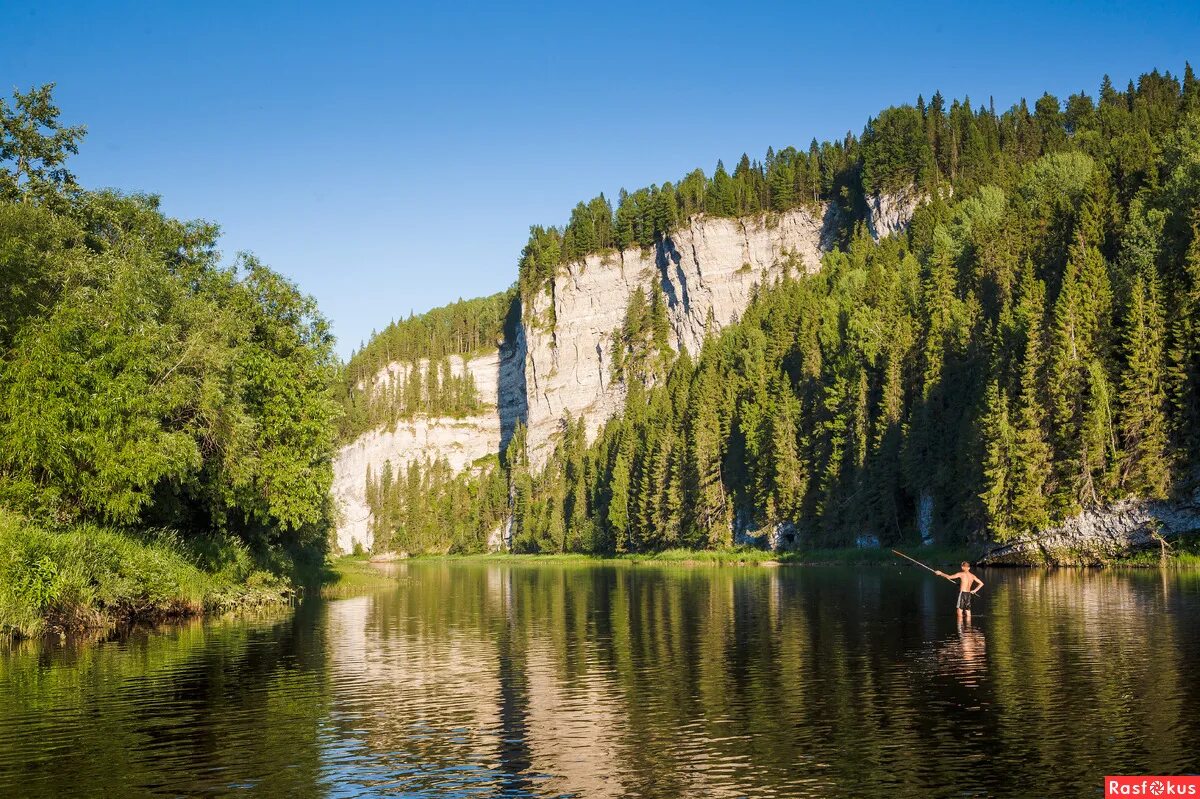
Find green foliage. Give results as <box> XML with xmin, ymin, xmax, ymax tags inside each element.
<box><xmin>363</xmin><ymin>456</ymin><xmax>508</xmax><ymax>554</ymax></box>
<box><xmin>336</xmin><ymin>288</ymin><xmax>516</xmax><ymax>440</ymax></box>
<box><xmin>0</xmin><ymin>85</ymin><xmax>338</xmax><ymax>587</ymax></box>
<box><xmin>0</xmin><ymin>83</ymin><xmax>86</xmax><ymax>206</ymax></box>
<box><xmin>862</xmin><ymin>105</ymin><xmax>935</xmax><ymax>194</ymax></box>
<box><xmin>0</xmin><ymin>509</ymin><xmax>290</xmax><ymax>637</ymax></box>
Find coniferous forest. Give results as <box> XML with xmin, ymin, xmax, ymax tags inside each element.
<box><xmin>358</xmin><ymin>66</ymin><xmax>1200</xmax><ymax>554</ymax></box>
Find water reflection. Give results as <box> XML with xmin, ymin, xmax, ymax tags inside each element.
<box><xmin>1</xmin><ymin>565</ymin><xmax>1198</xmax><ymax>798</ymax></box>
<box><xmin>931</xmin><ymin>619</ymin><xmax>987</xmax><ymax>688</ymax></box>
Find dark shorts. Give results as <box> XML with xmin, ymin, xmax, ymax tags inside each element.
<box><xmin>957</xmin><ymin>591</ymin><xmax>972</xmax><ymax>610</ymax></box>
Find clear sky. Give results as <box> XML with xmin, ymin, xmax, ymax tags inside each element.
<box><xmin>3</xmin><ymin>1</ymin><xmax>1197</xmax><ymax>358</ymax></box>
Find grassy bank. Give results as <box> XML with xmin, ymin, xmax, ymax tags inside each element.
<box><xmin>390</xmin><ymin>544</ymin><xmax>982</xmax><ymax>568</ymax></box>
<box><xmin>319</xmin><ymin>555</ymin><xmax>406</xmax><ymax>597</ymax></box>
<box><xmin>372</xmin><ymin>541</ymin><xmax>1200</xmax><ymax>569</ymax></box>
<box><xmin>0</xmin><ymin>510</ymin><xmax>296</xmax><ymax>638</ymax></box>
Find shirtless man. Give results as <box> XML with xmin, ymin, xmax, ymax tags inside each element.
<box><xmin>935</xmin><ymin>561</ymin><xmax>984</xmax><ymax>618</ymax></box>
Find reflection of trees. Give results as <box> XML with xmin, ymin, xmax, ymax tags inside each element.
<box><xmin>21</xmin><ymin>565</ymin><xmax>1191</xmax><ymax>797</ymax></box>
<box><xmin>0</xmin><ymin>606</ymin><xmax>329</xmax><ymax>799</ymax></box>
<box><xmin>984</xmin><ymin>569</ymin><xmax>1194</xmax><ymax>792</ymax></box>
<box><xmin>323</xmin><ymin>564</ymin><xmax>1200</xmax><ymax>797</ymax></box>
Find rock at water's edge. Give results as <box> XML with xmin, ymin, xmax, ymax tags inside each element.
<box><xmin>980</xmin><ymin>489</ymin><xmax>1200</xmax><ymax>565</ymax></box>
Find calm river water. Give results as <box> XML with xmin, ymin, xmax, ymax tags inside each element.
<box><xmin>2</xmin><ymin>563</ymin><xmax>1198</xmax><ymax>798</ymax></box>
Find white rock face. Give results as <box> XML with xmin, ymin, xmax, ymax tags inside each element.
<box><xmin>522</xmin><ymin>206</ymin><xmax>837</xmax><ymax>465</ymax></box>
<box><xmin>333</xmin><ymin>201</ymin><xmax>944</xmax><ymax>551</ymax></box>
<box><xmin>332</xmin><ymin>346</ymin><xmax>526</xmax><ymax>553</ymax></box>
<box><xmin>865</xmin><ymin>187</ymin><xmax>925</xmax><ymax>239</ymax></box>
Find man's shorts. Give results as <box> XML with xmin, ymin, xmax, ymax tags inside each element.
<box><xmin>957</xmin><ymin>591</ymin><xmax>972</xmax><ymax>610</ymax></box>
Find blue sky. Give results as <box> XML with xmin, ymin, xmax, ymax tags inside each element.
<box><xmin>2</xmin><ymin>1</ymin><xmax>1197</xmax><ymax>358</ymax></box>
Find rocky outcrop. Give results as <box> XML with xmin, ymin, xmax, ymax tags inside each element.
<box><xmin>522</xmin><ymin>206</ymin><xmax>838</xmax><ymax>465</ymax></box>
<box><xmin>865</xmin><ymin>187</ymin><xmax>926</xmax><ymax>240</ymax></box>
<box><xmin>332</xmin><ymin>346</ymin><xmax>525</xmax><ymax>553</ymax></box>
<box><xmin>334</xmin><ymin>199</ymin><xmax>936</xmax><ymax>551</ymax></box>
<box><xmin>980</xmin><ymin>489</ymin><xmax>1200</xmax><ymax>566</ymax></box>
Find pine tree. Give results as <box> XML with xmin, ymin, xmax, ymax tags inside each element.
<box><xmin>767</xmin><ymin>386</ymin><xmax>805</xmax><ymax>521</ymax></box>
<box><xmin>1009</xmin><ymin>269</ymin><xmax>1053</xmax><ymax>532</ymax></box>
<box><xmin>1166</xmin><ymin>222</ymin><xmax>1200</xmax><ymax>463</ymax></box>
<box><xmin>979</xmin><ymin>380</ymin><xmax>1015</xmax><ymax>540</ymax></box>
<box><xmin>686</xmin><ymin>361</ymin><xmax>730</xmax><ymax>547</ymax></box>
<box><xmin>1118</xmin><ymin>275</ymin><xmax>1171</xmax><ymax>496</ymax></box>
<box><xmin>609</xmin><ymin>449</ymin><xmax>631</xmax><ymax>553</ymax></box>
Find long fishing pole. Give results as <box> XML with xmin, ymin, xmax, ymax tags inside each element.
<box><xmin>891</xmin><ymin>549</ymin><xmax>941</xmax><ymax>575</ymax></box>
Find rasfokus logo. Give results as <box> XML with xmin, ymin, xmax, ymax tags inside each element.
<box><xmin>1106</xmin><ymin>776</ymin><xmax>1200</xmax><ymax>797</ymax></box>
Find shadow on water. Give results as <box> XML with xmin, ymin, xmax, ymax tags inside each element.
<box><xmin>2</xmin><ymin>564</ymin><xmax>1199</xmax><ymax>798</ymax></box>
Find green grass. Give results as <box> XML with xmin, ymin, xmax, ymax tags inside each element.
<box><xmin>1110</xmin><ymin>536</ymin><xmax>1200</xmax><ymax>567</ymax></box>
<box><xmin>319</xmin><ymin>555</ymin><xmax>405</xmax><ymax>597</ymax></box>
<box><xmin>396</xmin><ymin>543</ymin><xmax>981</xmax><ymax>568</ymax></box>
<box><xmin>0</xmin><ymin>510</ymin><xmax>295</xmax><ymax>638</ymax></box>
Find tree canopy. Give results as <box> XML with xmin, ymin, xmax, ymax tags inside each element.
<box><xmin>0</xmin><ymin>86</ymin><xmax>339</xmax><ymax>552</ymax></box>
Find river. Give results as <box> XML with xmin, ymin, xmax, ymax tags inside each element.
<box><xmin>2</xmin><ymin>562</ymin><xmax>1198</xmax><ymax>797</ymax></box>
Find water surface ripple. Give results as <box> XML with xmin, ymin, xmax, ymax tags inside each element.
<box><xmin>2</xmin><ymin>564</ymin><xmax>1198</xmax><ymax>797</ymax></box>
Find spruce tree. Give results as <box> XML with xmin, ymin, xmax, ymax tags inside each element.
<box><xmin>1009</xmin><ymin>269</ymin><xmax>1053</xmax><ymax>532</ymax></box>
<box><xmin>1118</xmin><ymin>275</ymin><xmax>1171</xmax><ymax>496</ymax></box>
<box><xmin>609</xmin><ymin>449</ymin><xmax>631</xmax><ymax>553</ymax></box>
<box><xmin>979</xmin><ymin>380</ymin><xmax>1015</xmax><ymax>540</ymax></box>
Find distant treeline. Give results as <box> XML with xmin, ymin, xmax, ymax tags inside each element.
<box><xmin>517</xmin><ymin>68</ymin><xmax>1200</xmax><ymax>302</ymax></box>
<box><xmin>338</xmin><ymin>357</ymin><xmax>485</xmax><ymax>440</ymax></box>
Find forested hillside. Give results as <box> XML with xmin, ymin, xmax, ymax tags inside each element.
<box><xmin>336</xmin><ymin>288</ymin><xmax>517</xmax><ymax>439</ymax></box>
<box><xmin>360</xmin><ymin>66</ymin><xmax>1200</xmax><ymax>554</ymax></box>
<box><xmin>0</xmin><ymin>86</ymin><xmax>339</xmax><ymax>631</ymax></box>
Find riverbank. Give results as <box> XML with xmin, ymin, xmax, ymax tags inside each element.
<box><xmin>369</xmin><ymin>545</ymin><xmax>980</xmax><ymax>568</ymax></box>
<box><xmin>320</xmin><ymin>554</ymin><xmax>407</xmax><ymax>596</ymax></box>
<box><xmin>359</xmin><ymin>539</ymin><xmax>1200</xmax><ymax>570</ymax></box>
<box><xmin>0</xmin><ymin>510</ymin><xmax>299</xmax><ymax>639</ymax></box>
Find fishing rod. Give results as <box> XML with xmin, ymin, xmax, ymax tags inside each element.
<box><xmin>891</xmin><ymin>549</ymin><xmax>941</xmax><ymax>575</ymax></box>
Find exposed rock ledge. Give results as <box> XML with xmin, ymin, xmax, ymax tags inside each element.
<box><xmin>865</xmin><ymin>186</ymin><xmax>927</xmax><ymax>240</ymax></box>
<box><xmin>334</xmin><ymin>196</ymin><xmax>927</xmax><ymax>552</ymax></box>
<box><xmin>980</xmin><ymin>488</ymin><xmax>1200</xmax><ymax>566</ymax></box>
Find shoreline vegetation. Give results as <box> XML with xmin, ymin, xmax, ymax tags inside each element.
<box><xmin>0</xmin><ymin>510</ymin><xmax>305</xmax><ymax>639</ymax></box>
<box><xmin>357</xmin><ymin>539</ymin><xmax>1200</xmax><ymax>570</ymax></box>
<box><xmin>0</xmin><ymin>87</ymin><xmax>338</xmax><ymax>640</ymax></box>
<box><xmin>5</xmin><ymin>522</ymin><xmax>1197</xmax><ymax>640</ymax></box>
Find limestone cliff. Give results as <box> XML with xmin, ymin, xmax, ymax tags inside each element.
<box><xmin>865</xmin><ymin>186</ymin><xmax>925</xmax><ymax>240</ymax></box>
<box><xmin>331</xmin><ymin>347</ymin><xmax>525</xmax><ymax>553</ymax></box>
<box><xmin>333</xmin><ymin>198</ymin><xmax>941</xmax><ymax>552</ymax></box>
<box><xmin>521</xmin><ymin>206</ymin><xmax>838</xmax><ymax>465</ymax></box>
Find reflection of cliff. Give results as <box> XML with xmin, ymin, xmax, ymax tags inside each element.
<box><xmin>319</xmin><ymin>564</ymin><xmax>1200</xmax><ymax>796</ymax></box>
<box><xmin>320</xmin><ymin>564</ymin><xmax>631</xmax><ymax>796</ymax></box>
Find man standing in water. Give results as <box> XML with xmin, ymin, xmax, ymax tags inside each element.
<box><xmin>935</xmin><ymin>562</ymin><xmax>984</xmax><ymax>618</ymax></box>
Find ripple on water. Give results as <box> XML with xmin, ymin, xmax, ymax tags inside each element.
<box><xmin>1</xmin><ymin>566</ymin><xmax>1199</xmax><ymax>798</ymax></box>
